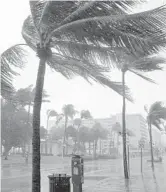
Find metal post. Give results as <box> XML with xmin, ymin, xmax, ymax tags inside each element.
<box><xmin>141</xmin><ymin>147</ymin><xmax>143</xmax><ymax>173</ymax></box>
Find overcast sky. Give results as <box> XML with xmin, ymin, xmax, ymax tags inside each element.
<box><xmin>1</xmin><ymin>0</ymin><xmax>166</xmax><ymax>127</ymax></box>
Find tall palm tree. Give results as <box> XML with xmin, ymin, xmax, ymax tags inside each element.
<box><xmin>1</xmin><ymin>1</ymin><xmax>166</xmax><ymax>189</ymax></box>
<box><xmin>117</xmin><ymin>54</ymin><xmax>166</xmax><ymax>178</ymax></box>
<box><xmin>145</xmin><ymin>101</ymin><xmax>166</xmax><ymax>169</ymax></box>
<box><xmin>62</xmin><ymin>104</ymin><xmax>76</xmax><ymax>156</ymax></box>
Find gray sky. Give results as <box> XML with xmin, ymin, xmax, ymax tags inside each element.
<box><xmin>0</xmin><ymin>0</ymin><xmax>166</xmax><ymax>127</ymax></box>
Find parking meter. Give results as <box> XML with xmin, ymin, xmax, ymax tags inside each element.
<box><xmin>71</xmin><ymin>155</ymin><xmax>84</xmax><ymax>192</ymax></box>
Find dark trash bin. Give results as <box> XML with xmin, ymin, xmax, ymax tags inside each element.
<box><xmin>48</xmin><ymin>174</ymin><xmax>71</xmax><ymax>192</ymax></box>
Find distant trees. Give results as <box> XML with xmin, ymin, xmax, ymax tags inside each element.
<box><xmin>1</xmin><ymin>99</ymin><xmax>32</xmax><ymax>159</ymax></box>
<box><xmin>49</xmin><ymin>114</ymin><xmax>109</xmax><ymax>157</ymax></box>
<box><xmin>91</xmin><ymin>122</ymin><xmax>108</xmax><ymax>158</ymax></box>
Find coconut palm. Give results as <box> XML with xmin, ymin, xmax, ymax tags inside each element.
<box><xmin>1</xmin><ymin>1</ymin><xmax>166</xmax><ymax>189</ymax></box>
<box><xmin>145</xmin><ymin>101</ymin><xmax>166</xmax><ymax>169</ymax></box>
<box><xmin>62</xmin><ymin>104</ymin><xmax>76</xmax><ymax>156</ymax></box>
<box><xmin>114</xmin><ymin>53</ymin><xmax>166</xmax><ymax>178</ymax></box>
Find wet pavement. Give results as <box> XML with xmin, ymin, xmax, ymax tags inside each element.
<box><xmin>1</xmin><ymin>155</ymin><xmax>166</xmax><ymax>192</ymax></box>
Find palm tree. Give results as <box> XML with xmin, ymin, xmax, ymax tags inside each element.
<box><xmin>46</xmin><ymin>109</ymin><xmax>58</xmax><ymax>131</ymax></box>
<box><xmin>62</xmin><ymin>104</ymin><xmax>76</xmax><ymax>156</ymax></box>
<box><xmin>145</xmin><ymin>101</ymin><xmax>166</xmax><ymax>170</ymax></box>
<box><xmin>91</xmin><ymin>122</ymin><xmax>103</xmax><ymax>159</ymax></box>
<box><xmin>13</xmin><ymin>85</ymin><xmax>50</xmax><ymax>124</ymax></box>
<box><xmin>1</xmin><ymin>1</ymin><xmax>166</xmax><ymax>188</ymax></box>
<box><xmin>112</xmin><ymin>122</ymin><xmax>135</xmax><ymax>154</ymax></box>
<box><xmin>115</xmin><ymin>53</ymin><xmax>166</xmax><ymax>178</ymax></box>
<box><xmin>74</xmin><ymin>110</ymin><xmax>92</xmax><ymax>153</ymax></box>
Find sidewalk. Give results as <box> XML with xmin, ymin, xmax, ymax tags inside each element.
<box><xmin>84</xmin><ymin>156</ymin><xmax>166</xmax><ymax>192</ymax></box>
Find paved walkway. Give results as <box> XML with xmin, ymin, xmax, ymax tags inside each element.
<box><xmin>84</xmin><ymin>156</ymin><xmax>166</xmax><ymax>192</ymax></box>
<box><xmin>1</xmin><ymin>155</ymin><xmax>166</xmax><ymax>192</ymax></box>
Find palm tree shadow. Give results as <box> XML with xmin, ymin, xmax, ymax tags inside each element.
<box><xmin>141</xmin><ymin>170</ymin><xmax>159</xmax><ymax>192</ymax></box>
<box><xmin>152</xmin><ymin>170</ymin><xmax>159</xmax><ymax>192</ymax></box>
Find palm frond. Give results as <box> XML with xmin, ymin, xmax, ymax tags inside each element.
<box><xmin>29</xmin><ymin>0</ymin><xmax>50</xmax><ymax>32</ymax></box>
<box><xmin>22</xmin><ymin>16</ymin><xmax>39</xmax><ymax>51</ymax></box>
<box><xmin>31</xmin><ymin>1</ymin><xmax>79</xmax><ymax>33</ymax></box>
<box><xmin>152</xmin><ymin>120</ymin><xmax>163</xmax><ymax>131</ymax></box>
<box><xmin>61</xmin><ymin>0</ymin><xmax>147</xmax><ymax>25</ymax></box>
<box><xmin>47</xmin><ymin>53</ymin><xmax>133</xmax><ymax>102</ymax></box>
<box><xmin>39</xmin><ymin>1</ymin><xmax>147</xmax><ymax>37</ymax></box>
<box><xmin>130</xmin><ymin>56</ymin><xmax>166</xmax><ymax>71</ymax></box>
<box><xmin>22</xmin><ymin>18</ymin><xmax>130</xmax><ymax>69</ymax></box>
<box><xmin>129</xmin><ymin>69</ymin><xmax>157</xmax><ymax>84</ymax></box>
<box><xmin>51</xmin><ymin>41</ymin><xmax>130</xmax><ymax>68</ymax></box>
<box><xmin>148</xmin><ymin>101</ymin><xmax>166</xmax><ymax>128</ymax></box>
<box><xmin>51</xmin><ymin>5</ymin><xmax>166</xmax><ymax>57</ymax></box>
<box><xmin>1</xmin><ymin>45</ymin><xmax>27</xmax><ymax>97</ymax></box>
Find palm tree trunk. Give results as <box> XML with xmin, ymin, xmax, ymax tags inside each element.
<box><xmin>149</xmin><ymin>121</ymin><xmax>154</xmax><ymax>170</ymax></box>
<box><xmin>77</xmin><ymin>124</ymin><xmax>81</xmax><ymax>153</ymax></box>
<box><xmin>117</xmin><ymin>134</ymin><xmax>119</xmax><ymax>156</ymax></box>
<box><xmin>122</xmin><ymin>70</ymin><xmax>129</xmax><ymax>179</ymax></box>
<box><xmin>89</xmin><ymin>142</ymin><xmax>91</xmax><ymax>155</ymax></box>
<box><xmin>46</xmin><ymin>116</ymin><xmax>49</xmax><ymax>131</ymax></box>
<box><xmin>27</xmin><ymin>103</ymin><xmax>31</xmax><ymax>124</ymax></box>
<box><xmin>63</xmin><ymin>116</ymin><xmax>68</xmax><ymax>157</ymax></box>
<box><xmin>32</xmin><ymin>58</ymin><xmax>46</xmax><ymax>192</ymax></box>
<box><xmin>100</xmin><ymin>139</ymin><xmax>102</xmax><ymax>155</ymax></box>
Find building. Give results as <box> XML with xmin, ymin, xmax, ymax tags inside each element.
<box><xmin>111</xmin><ymin>114</ymin><xmax>149</xmax><ymax>148</ymax></box>
<box><xmin>47</xmin><ymin>113</ymin><xmax>152</xmax><ymax>155</ymax></box>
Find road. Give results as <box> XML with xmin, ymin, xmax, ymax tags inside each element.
<box><xmin>1</xmin><ymin>155</ymin><xmax>166</xmax><ymax>192</ymax></box>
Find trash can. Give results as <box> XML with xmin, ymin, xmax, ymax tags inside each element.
<box><xmin>48</xmin><ymin>174</ymin><xmax>71</xmax><ymax>192</ymax></box>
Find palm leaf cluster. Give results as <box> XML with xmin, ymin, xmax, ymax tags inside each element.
<box><xmin>125</xmin><ymin>55</ymin><xmax>166</xmax><ymax>83</ymax></box>
<box><xmin>1</xmin><ymin>1</ymin><xmax>166</xmax><ymax>101</ymax></box>
<box><xmin>1</xmin><ymin>45</ymin><xmax>27</xmax><ymax>97</ymax></box>
<box><xmin>146</xmin><ymin>101</ymin><xmax>166</xmax><ymax>130</ymax></box>
<box><xmin>21</xmin><ymin>1</ymin><xmax>166</xmax><ymax>101</ymax></box>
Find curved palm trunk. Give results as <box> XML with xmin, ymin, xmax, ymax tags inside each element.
<box><xmin>122</xmin><ymin>71</ymin><xmax>129</xmax><ymax>179</ymax></box>
<box><xmin>32</xmin><ymin>58</ymin><xmax>46</xmax><ymax>192</ymax></box>
<box><xmin>148</xmin><ymin>121</ymin><xmax>154</xmax><ymax>170</ymax></box>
